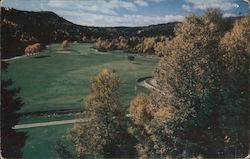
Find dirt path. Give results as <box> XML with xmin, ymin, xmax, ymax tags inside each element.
<box><xmin>13</xmin><ymin>118</ymin><xmax>89</xmax><ymax>129</ymax></box>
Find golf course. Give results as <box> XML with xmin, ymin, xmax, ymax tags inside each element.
<box><xmin>3</xmin><ymin>43</ymin><xmax>159</xmax><ymax>158</ymax></box>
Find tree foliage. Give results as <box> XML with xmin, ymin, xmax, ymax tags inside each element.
<box><xmin>219</xmin><ymin>14</ymin><xmax>250</xmax><ymax>156</ymax></box>
<box><xmin>68</xmin><ymin>69</ymin><xmax>128</xmax><ymax>158</ymax></box>
<box><xmin>95</xmin><ymin>36</ymin><xmax>170</xmax><ymax>56</ymax></box>
<box><xmin>127</xmin><ymin>55</ymin><xmax>135</xmax><ymax>62</ymax></box>
<box><xmin>138</xmin><ymin>9</ymin><xmax>250</xmax><ymax>158</ymax></box>
<box><xmin>129</xmin><ymin>93</ymin><xmax>175</xmax><ymax>158</ymax></box>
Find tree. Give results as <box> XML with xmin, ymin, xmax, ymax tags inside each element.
<box><xmin>127</xmin><ymin>55</ymin><xmax>135</xmax><ymax>62</ymax></box>
<box><xmin>1</xmin><ymin>62</ymin><xmax>27</xmax><ymax>158</ymax></box>
<box><xmin>154</xmin><ymin>37</ymin><xmax>168</xmax><ymax>57</ymax></box>
<box><xmin>68</xmin><ymin>69</ymin><xmax>127</xmax><ymax>158</ymax></box>
<box><xmin>129</xmin><ymin>93</ymin><xmax>174</xmax><ymax>159</ymax></box>
<box><xmin>154</xmin><ymin>9</ymin><xmax>234</xmax><ymax>157</ymax></box>
<box><xmin>61</xmin><ymin>40</ymin><xmax>69</xmax><ymax>48</ymax></box>
<box><xmin>219</xmin><ymin>14</ymin><xmax>250</xmax><ymax>157</ymax></box>
<box><xmin>142</xmin><ymin>37</ymin><xmax>156</xmax><ymax>54</ymax></box>
<box><xmin>129</xmin><ymin>93</ymin><xmax>153</xmax><ymax>125</ymax></box>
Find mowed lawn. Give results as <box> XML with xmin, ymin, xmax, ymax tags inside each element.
<box><xmin>4</xmin><ymin>43</ymin><xmax>158</xmax><ymax>113</ymax></box>
<box><xmin>3</xmin><ymin>43</ymin><xmax>159</xmax><ymax>158</ymax></box>
<box><xmin>16</xmin><ymin>124</ymin><xmax>74</xmax><ymax>159</ymax></box>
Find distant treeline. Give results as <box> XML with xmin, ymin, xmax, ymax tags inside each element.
<box><xmin>95</xmin><ymin>36</ymin><xmax>170</xmax><ymax>56</ymax></box>
<box><xmin>95</xmin><ymin>16</ymin><xmax>238</xmax><ymax>56</ymax></box>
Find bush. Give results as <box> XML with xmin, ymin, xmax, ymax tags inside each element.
<box><xmin>24</xmin><ymin>43</ymin><xmax>41</xmax><ymax>54</ymax></box>
<box><xmin>127</xmin><ymin>55</ymin><xmax>135</xmax><ymax>61</ymax></box>
<box><xmin>61</xmin><ymin>40</ymin><xmax>69</xmax><ymax>48</ymax></box>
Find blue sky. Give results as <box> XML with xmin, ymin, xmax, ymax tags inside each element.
<box><xmin>1</xmin><ymin>0</ymin><xmax>249</xmax><ymax>26</ymax></box>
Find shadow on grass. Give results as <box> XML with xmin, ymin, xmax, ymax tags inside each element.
<box><xmin>20</xmin><ymin>109</ymin><xmax>82</xmax><ymax>117</ymax></box>
<box><xmin>133</xmin><ymin>62</ymin><xmax>141</xmax><ymax>65</ymax></box>
<box><xmin>33</xmin><ymin>55</ymin><xmax>51</xmax><ymax>59</ymax></box>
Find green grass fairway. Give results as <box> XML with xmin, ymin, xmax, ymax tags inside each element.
<box><xmin>3</xmin><ymin>43</ymin><xmax>158</xmax><ymax>158</ymax></box>
<box><xmin>17</xmin><ymin>124</ymin><xmax>73</xmax><ymax>159</ymax></box>
<box><xmin>4</xmin><ymin>43</ymin><xmax>158</xmax><ymax>114</ymax></box>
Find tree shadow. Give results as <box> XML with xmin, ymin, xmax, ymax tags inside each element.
<box><xmin>33</xmin><ymin>55</ymin><xmax>51</xmax><ymax>59</ymax></box>
<box><xmin>54</xmin><ymin>140</ymin><xmax>75</xmax><ymax>158</ymax></box>
<box><xmin>133</xmin><ymin>62</ymin><xmax>141</xmax><ymax>65</ymax></box>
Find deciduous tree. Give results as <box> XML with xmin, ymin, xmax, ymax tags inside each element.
<box><xmin>129</xmin><ymin>93</ymin><xmax>174</xmax><ymax>159</ymax></box>
<box><xmin>219</xmin><ymin>14</ymin><xmax>250</xmax><ymax>157</ymax></box>
<box><xmin>68</xmin><ymin>69</ymin><xmax>126</xmax><ymax>158</ymax></box>
<box><xmin>154</xmin><ymin>9</ymin><xmax>233</xmax><ymax>157</ymax></box>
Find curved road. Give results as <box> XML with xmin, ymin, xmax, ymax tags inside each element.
<box><xmin>136</xmin><ymin>76</ymin><xmax>165</xmax><ymax>96</ymax></box>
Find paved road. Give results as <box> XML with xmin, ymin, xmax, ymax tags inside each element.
<box><xmin>13</xmin><ymin>118</ymin><xmax>89</xmax><ymax>129</ymax></box>
<box><xmin>136</xmin><ymin>77</ymin><xmax>165</xmax><ymax>96</ymax></box>
<box><xmin>2</xmin><ymin>53</ymin><xmax>41</xmax><ymax>62</ymax></box>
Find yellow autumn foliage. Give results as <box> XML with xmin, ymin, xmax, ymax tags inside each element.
<box><xmin>129</xmin><ymin>93</ymin><xmax>153</xmax><ymax>125</ymax></box>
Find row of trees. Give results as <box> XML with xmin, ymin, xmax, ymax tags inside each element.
<box><xmin>95</xmin><ymin>36</ymin><xmax>169</xmax><ymax>57</ymax></box>
<box><xmin>66</xmin><ymin>10</ymin><xmax>249</xmax><ymax>158</ymax></box>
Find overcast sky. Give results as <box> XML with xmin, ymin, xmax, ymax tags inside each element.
<box><xmin>1</xmin><ymin>0</ymin><xmax>249</xmax><ymax>27</ymax></box>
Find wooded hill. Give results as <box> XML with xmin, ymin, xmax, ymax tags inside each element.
<box><xmin>1</xmin><ymin>7</ymin><xmax>177</xmax><ymax>58</ymax></box>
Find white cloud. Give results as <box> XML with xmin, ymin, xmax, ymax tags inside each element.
<box><xmin>223</xmin><ymin>12</ymin><xmax>238</xmax><ymax>17</ymax></box>
<box><xmin>47</xmin><ymin>0</ymin><xmax>182</xmax><ymax>26</ymax></box>
<box><xmin>1</xmin><ymin>0</ymin><xmax>183</xmax><ymax>27</ymax></box>
<box><xmin>135</xmin><ymin>0</ymin><xmax>149</xmax><ymax>7</ymax></box>
<box><xmin>184</xmin><ymin>0</ymin><xmax>240</xmax><ymax>11</ymax></box>
<box><xmin>149</xmin><ymin>0</ymin><xmax>164</xmax><ymax>2</ymax></box>
<box><xmin>57</xmin><ymin>10</ymin><xmax>184</xmax><ymax>27</ymax></box>
<box><xmin>47</xmin><ymin>0</ymin><xmax>137</xmax><ymax>15</ymax></box>
<box><xmin>47</xmin><ymin>0</ymin><xmax>166</xmax><ymax>14</ymax></box>
<box><xmin>182</xmin><ymin>4</ymin><xmax>191</xmax><ymax>12</ymax></box>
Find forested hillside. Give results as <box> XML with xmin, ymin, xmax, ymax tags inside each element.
<box><xmin>1</xmin><ymin>7</ymin><xmax>177</xmax><ymax>58</ymax></box>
